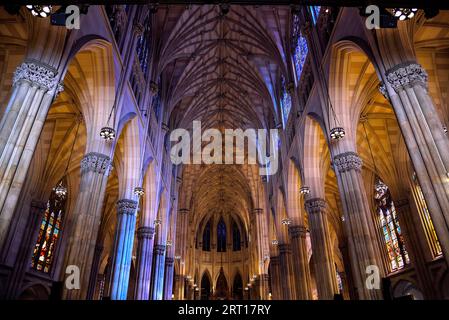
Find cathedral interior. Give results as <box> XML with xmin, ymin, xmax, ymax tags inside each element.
<box><xmin>0</xmin><ymin>3</ymin><xmax>449</xmax><ymax>301</ymax></box>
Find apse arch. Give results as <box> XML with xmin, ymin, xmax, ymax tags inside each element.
<box><xmin>200</xmin><ymin>269</ymin><xmax>213</xmax><ymax>300</ymax></box>
<box><xmin>328</xmin><ymin>39</ymin><xmax>381</xmax><ymax>153</ymax></box>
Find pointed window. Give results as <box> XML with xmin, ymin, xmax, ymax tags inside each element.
<box><xmin>217</xmin><ymin>217</ymin><xmax>227</xmax><ymax>252</ymax></box>
<box><xmin>374</xmin><ymin>178</ymin><xmax>410</xmax><ymax>272</ymax></box>
<box><xmin>31</xmin><ymin>180</ymin><xmax>67</xmax><ymax>273</ymax></box>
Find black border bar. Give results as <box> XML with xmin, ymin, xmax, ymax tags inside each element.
<box><xmin>2</xmin><ymin>1</ymin><xmax>449</xmax><ymax>10</ymax></box>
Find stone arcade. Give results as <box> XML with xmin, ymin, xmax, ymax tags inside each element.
<box><xmin>0</xmin><ymin>4</ymin><xmax>448</xmax><ymax>300</ymax></box>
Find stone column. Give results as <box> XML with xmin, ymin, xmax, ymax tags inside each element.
<box><xmin>394</xmin><ymin>199</ymin><xmax>436</xmax><ymax>299</ymax></box>
<box><xmin>110</xmin><ymin>199</ymin><xmax>138</xmax><ymax>300</ymax></box>
<box><xmin>151</xmin><ymin>244</ymin><xmax>166</xmax><ymax>300</ymax></box>
<box><xmin>382</xmin><ymin>62</ymin><xmax>449</xmax><ymax>267</ymax></box>
<box><xmin>3</xmin><ymin>200</ymin><xmax>47</xmax><ymax>299</ymax></box>
<box><xmin>304</xmin><ymin>198</ymin><xmax>338</xmax><ymax>300</ymax></box>
<box><xmin>288</xmin><ymin>225</ymin><xmax>313</xmax><ymax>299</ymax></box>
<box><xmin>258</xmin><ymin>273</ymin><xmax>270</xmax><ymax>300</ymax></box>
<box><xmin>252</xmin><ymin>208</ymin><xmax>270</xmax><ymax>299</ymax></box>
<box><xmin>269</xmin><ymin>256</ymin><xmax>281</xmax><ymax>299</ymax></box>
<box><xmin>134</xmin><ymin>226</ymin><xmax>155</xmax><ymax>300</ymax></box>
<box><xmin>86</xmin><ymin>244</ymin><xmax>104</xmax><ymax>300</ymax></box>
<box><xmin>277</xmin><ymin>243</ymin><xmax>295</xmax><ymax>300</ymax></box>
<box><xmin>163</xmin><ymin>256</ymin><xmax>175</xmax><ymax>300</ymax></box>
<box><xmin>332</xmin><ymin>152</ymin><xmax>383</xmax><ymax>300</ymax></box>
<box><xmin>63</xmin><ymin>152</ymin><xmax>112</xmax><ymax>300</ymax></box>
<box><xmin>0</xmin><ymin>60</ymin><xmax>63</xmax><ymax>250</ymax></box>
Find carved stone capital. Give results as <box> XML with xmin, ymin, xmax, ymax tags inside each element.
<box><xmin>386</xmin><ymin>62</ymin><xmax>428</xmax><ymax>93</ymax></box>
<box><xmin>286</xmin><ymin>82</ymin><xmax>295</xmax><ymax>95</ymax></box>
<box><xmin>269</xmin><ymin>256</ymin><xmax>280</xmax><ymax>265</ymax></box>
<box><xmin>150</xmin><ymin>81</ymin><xmax>159</xmax><ymax>96</ymax></box>
<box><xmin>13</xmin><ymin>59</ymin><xmax>59</xmax><ymax>92</ymax></box>
<box><xmin>305</xmin><ymin>198</ymin><xmax>326</xmax><ymax>214</ymax></box>
<box><xmin>278</xmin><ymin>243</ymin><xmax>292</xmax><ymax>254</ymax></box>
<box><xmin>179</xmin><ymin>208</ymin><xmax>190</xmax><ymax>215</ymax></box>
<box><xmin>333</xmin><ymin>152</ymin><xmax>362</xmax><ymax>173</ymax></box>
<box><xmin>117</xmin><ymin>199</ymin><xmax>138</xmax><ymax>215</ymax></box>
<box><xmin>289</xmin><ymin>225</ymin><xmax>308</xmax><ymax>239</ymax></box>
<box><xmin>154</xmin><ymin>244</ymin><xmax>166</xmax><ymax>255</ymax></box>
<box><xmin>137</xmin><ymin>226</ymin><xmax>155</xmax><ymax>239</ymax></box>
<box><xmin>81</xmin><ymin>152</ymin><xmax>112</xmax><ymax>175</ymax></box>
<box><xmin>378</xmin><ymin>82</ymin><xmax>389</xmax><ymax>100</ymax></box>
<box><xmin>165</xmin><ymin>257</ymin><xmax>174</xmax><ymax>266</ymax></box>
<box><xmin>133</xmin><ymin>22</ymin><xmax>144</xmax><ymax>36</ymax></box>
<box><xmin>161</xmin><ymin>123</ymin><xmax>170</xmax><ymax>132</ymax></box>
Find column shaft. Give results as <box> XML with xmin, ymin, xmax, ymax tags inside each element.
<box><xmin>305</xmin><ymin>198</ymin><xmax>338</xmax><ymax>300</ymax></box>
<box><xmin>110</xmin><ymin>199</ymin><xmax>138</xmax><ymax>300</ymax></box>
<box><xmin>134</xmin><ymin>226</ymin><xmax>155</xmax><ymax>300</ymax></box>
<box><xmin>0</xmin><ymin>60</ymin><xmax>62</xmax><ymax>249</ymax></box>
<box><xmin>333</xmin><ymin>152</ymin><xmax>383</xmax><ymax>300</ymax></box>
<box><xmin>62</xmin><ymin>152</ymin><xmax>111</xmax><ymax>300</ymax></box>
<box><xmin>289</xmin><ymin>225</ymin><xmax>313</xmax><ymax>299</ymax></box>
<box><xmin>151</xmin><ymin>244</ymin><xmax>166</xmax><ymax>300</ymax></box>
<box><xmin>163</xmin><ymin>257</ymin><xmax>174</xmax><ymax>300</ymax></box>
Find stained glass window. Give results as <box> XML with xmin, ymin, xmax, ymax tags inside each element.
<box><xmin>374</xmin><ymin>178</ymin><xmax>410</xmax><ymax>272</ymax></box>
<box><xmin>292</xmin><ymin>13</ymin><xmax>309</xmax><ymax>82</ymax></box>
<box><xmin>217</xmin><ymin>217</ymin><xmax>227</xmax><ymax>252</ymax></box>
<box><xmin>412</xmin><ymin>174</ymin><xmax>442</xmax><ymax>257</ymax></box>
<box><xmin>335</xmin><ymin>267</ymin><xmax>343</xmax><ymax>293</ymax></box>
<box><xmin>310</xmin><ymin>6</ymin><xmax>321</xmax><ymax>25</ymax></box>
<box><xmin>31</xmin><ymin>181</ymin><xmax>67</xmax><ymax>273</ymax></box>
<box><xmin>280</xmin><ymin>76</ymin><xmax>292</xmax><ymax>128</ymax></box>
<box><xmin>202</xmin><ymin>220</ymin><xmax>211</xmax><ymax>251</ymax></box>
<box><xmin>136</xmin><ymin>15</ymin><xmax>151</xmax><ymax>79</ymax></box>
<box><xmin>232</xmin><ymin>220</ymin><xmax>241</xmax><ymax>251</ymax></box>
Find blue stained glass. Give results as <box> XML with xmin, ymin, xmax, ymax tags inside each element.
<box><xmin>292</xmin><ymin>13</ymin><xmax>309</xmax><ymax>82</ymax></box>
<box><xmin>310</xmin><ymin>6</ymin><xmax>321</xmax><ymax>25</ymax></box>
<box><xmin>280</xmin><ymin>76</ymin><xmax>292</xmax><ymax>128</ymax></box>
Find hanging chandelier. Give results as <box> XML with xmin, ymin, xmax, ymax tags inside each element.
<box><xmin>330</xmin><ymin>127</ymin><xmax>346</xmax><ymax>140</ymax></box>
<box><xmin>281</xmin><ymin>218</ymin><xmax>291</xmax><ymax>226</ymax></box>
<box><xmin>54</xmin><ymin>181</ymin><xmax>67</xmax><ymax>198</ymax></box>
<box><xmin>299</xmin><ymin>186</ymin><xmax>310</xmax><ymax>195</ymax></box>
<box><xmin>154</xmin><ymin>219</ymin><xmax>162</xmax><ymax>226</ymax></box>
<box><xmin>100</xmin><ymin>126</ymin><xmax>116</xmax><ymax>141</ymax></box>
<box><xmin>166</xmin><ymin>240</ymin><xmax>173</xmax><ymax>247</ymax></box>
<box><xmin>271</xmin><ymin>239</ymin><xmax>278</xmax><ymax>245</ymax></box>
<box><xmin>391</xmin><ymin>8</ymin><xmax>418</xmax><ymax>21</ymax></box>
<box><xmin>26</xmin><ymin>5</ymin><xmax>52</xmax><ymax>17</ymax></box>
<box><xmin>133</xmin><ymin>187</ymin><xmax>145</xmax><ymax>197</ymax></box>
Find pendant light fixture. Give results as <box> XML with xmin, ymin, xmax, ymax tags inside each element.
<box><xmin>302</xmin><ymin>9</ymin><xmax>345</xmax><ymax>141</ymax></box>
<box><xmin>55</xmin><ymin>117</ymin><xmax>82</xmax><ymax>198</ymax></box>
<box><xmin>299</xmin><ymin>186</ymin><xmax>310</xmax><ymax>195</ymax></box>
<box><xmin>26</xmin><ymin>5</ymin><xmax>52</xmax><ymax>18</ymax></box>
<box><xmin>390</xmin><ymin>8</ymin><xmax>418</xmax><ymax>21</ymax></box>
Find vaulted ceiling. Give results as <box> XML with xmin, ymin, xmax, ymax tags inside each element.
<box><xmin>154</xmin><ymin>5</ymin><xmax>292</xmax><ymax>224</ymax></box>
